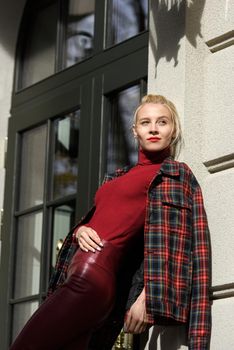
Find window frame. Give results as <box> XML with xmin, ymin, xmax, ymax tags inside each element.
<box><xmin>15</xmin><ymin>0</ymin><xmax>149</xmax><ymax>92</ymax></box>
<box><xmin>0</xmin><ymin>1</ymin><xmax>149</xmax><ymax>348</ymax></box>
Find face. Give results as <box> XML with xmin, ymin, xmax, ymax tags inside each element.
<box><xmin>133</xmin><ymin>103</ymin><xmax>174</xmax><ymax>152</ymax></box>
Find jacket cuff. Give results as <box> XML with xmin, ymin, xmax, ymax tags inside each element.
<box><xmin>188</xmin><ymin>336</ymin><xmax>210</xmax><ymax>350</ymax></box>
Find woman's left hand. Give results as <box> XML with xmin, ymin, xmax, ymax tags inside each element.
<box><xmin>124</xmin><ymin>288</ymin><xmax>148</xmax><ymax>334</ymax></box>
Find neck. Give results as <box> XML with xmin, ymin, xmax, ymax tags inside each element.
<box><xmin>138</xmin><ymin>147</ymin><xmax>171</xmax><ymax>165</ymax></box>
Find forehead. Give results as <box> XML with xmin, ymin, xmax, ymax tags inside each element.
<box><xmin>137</xmin><ymin>103</ymin><xmax>172</xmax><ymax>119</ymax></box>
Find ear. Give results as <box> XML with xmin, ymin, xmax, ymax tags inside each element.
<box><xmin>132</xmin><ymin>124</ymin><xmax>138</xmax><ymax>138</ymax></box>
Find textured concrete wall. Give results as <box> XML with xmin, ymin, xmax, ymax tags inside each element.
<box><xmin>201</xmin><ymin>1</ymin><xmax>234</xmax><ymax>349</ymax></box>
<box><xmin>146</xmin><ymin>0</ymin><xmax>234</xmax><ymax>349</ymax></box>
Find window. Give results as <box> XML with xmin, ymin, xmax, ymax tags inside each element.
<box><xmin>20</xmin><ymin>2</ymin><xmax>58</xmax><ymax>88</ymax></box>
<box><xmin>106</xmin><ymin>0</ymin><xmax>148</xmax><ymax>47</ymax></box>
<box><xmin>10</xmin><ymin>110</ymin><xmax>79</xmax><ymax>342</ymax></box>
<box><xmin>18</xmin><ymin>0</ymin><xmax>96</xmax><ymax>89</ymax></box>
<box><xmin>51</xmin><ymin>111</ymin><xmax>80</xmax><ymax>199</ymax></box>
<box><xmin>66</xmin><ymin>0</ymin><xmax>95</xmax><ymax>68</ymax></box>
<box><xmin>17</xmin><ymin>0</ymin><xmax>148</xmax><ymax>90</ymax></box>
<box><xmin>0</xmin><ymin>1</ymin><xmax>148</xmax><ymax>348</ymax></box>
<box><xmin>107</xmin><ymin>84</ymin><xmax>141</xmax><ymax>173</ymax></box>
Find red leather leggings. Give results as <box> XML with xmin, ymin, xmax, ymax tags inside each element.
<box><xmin>10</xmin><ymin>241</ymin><xmax>122</xmax><ymax>350</ymax></box>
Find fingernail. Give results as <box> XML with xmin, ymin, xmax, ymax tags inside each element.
<box><xmin>92</xmin><ymin>249</ymin><xmax>95</xmax><ymax>252</ymax></box>
<box><xmin>97</xmin><ymin>247</ymin><xmax>101</xmax><ymax>251</ymax></box>
<box><xmin>99</xmin><ymin>242</ymin><xmax>104</xmax><ymax>247</ymax></box>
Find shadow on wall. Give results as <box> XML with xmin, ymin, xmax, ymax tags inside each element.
<box><xmin>150</xmin><ymin>0</ymin><xmax>206</xmax><ymax>73</ymax></box>
<box><xmin>140</xmin><ymin>324</ymin><xmax>188</xmax><ymax>350</ymax></box>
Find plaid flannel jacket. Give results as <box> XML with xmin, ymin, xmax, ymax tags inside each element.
<box><xmin>48</xmin><ymin>157</ymin><xmax>211</xmax><ymax>350</ymax></box>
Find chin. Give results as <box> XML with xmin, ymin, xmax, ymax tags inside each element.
<box><xmin>142</xmin><ymin>145</ymin><xmax>170</xmax><ymax>153</ymax></box>
<box><xmin>144</xmin><ymin>147</ymin><xmax>161</xmax><ymax>153</ymax></box>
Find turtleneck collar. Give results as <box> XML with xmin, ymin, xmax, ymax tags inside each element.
<box><xmin>137</xmin><ymin>146</ymin><xmax>171</xmax><ymax>165</ymax></box>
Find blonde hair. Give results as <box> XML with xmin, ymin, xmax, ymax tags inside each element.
<box><xmin>133</xmin><ymin>94</ymin><xmax>183</xmax><ymax>158</ymax></box>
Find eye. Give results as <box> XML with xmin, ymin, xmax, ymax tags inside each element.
<box><xmin>157</xmin><ymin>119</ymin><xmax>167</xmax><ymax>125</ymax></box>
<box><xmin>140</xmin><ymin>120</ymin><xmax>149</xmax><ymax>126</ymax></box>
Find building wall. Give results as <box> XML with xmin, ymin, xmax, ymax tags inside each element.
<box><xmin>0</xmin><ymin>0</ymin><xmax>26</xmax><ymax>257</ymax></box>
<box><xmin>146</xmin><ymin>0</ymin><xmax>234</xmax><ymax>349</ymax></box>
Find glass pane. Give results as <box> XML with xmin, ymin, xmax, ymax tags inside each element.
<box><xmin>12</xmin><ymin>301</ymin><xmax>39</xmax><ymax>342</ymax></box>
<box><xmin>107</xmin><ymin>85</ymin><xmax>140</xmax><ymax>173</ymax></box>
<box><xmin>52</xmin><ymin>111</ymin><xmax>80</xmax><ymax>199</ymax></box>
<box><xmin>21</xmin><ymin>3</ymin><xmax>57</xmax><ymax>88</ymax></box>
<box><xmin>51</xmin><ymin>204</ymin><xmax>75</xmax><ymax>268</ymax></box>
<box><xmin>65</xmin><ymin>0</ymin><xmax>95</xmax><ymax>68</ymax></box>
<box><xmin>14</xmin><ymin>212</ymin><xmax>43</xmax><ymax>299</ymax></box>
<box><xmin>19</xmin><ymin>124</ymin><xmax>47</xmax><ymax>211</ymax></box>
<box><xmin>106</xmin><ymin>0</ymin><xmax>148</xmax><ymax>47</ymax></box>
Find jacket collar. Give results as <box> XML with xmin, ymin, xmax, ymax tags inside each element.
<box><xmin>159</xmin><ymin>156</ymin><xmax>180</xmax><ymax>176</ymax></box>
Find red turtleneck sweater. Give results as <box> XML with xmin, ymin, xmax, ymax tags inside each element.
<box><xmin>87</xmin><ymin>148</ymin><xmax>170</xmax><ymax>248</ymax></box>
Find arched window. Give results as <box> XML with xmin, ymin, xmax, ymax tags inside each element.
<box><xmin>16</xmin><ymin>0</ymin><xmax>148</xmax><ymax>90</ymax></box>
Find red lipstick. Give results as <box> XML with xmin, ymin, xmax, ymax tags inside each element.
<box><xmin>147</xmin><ymin>137</ymin><xmax>161</xmax><ymax>142</ymax></box>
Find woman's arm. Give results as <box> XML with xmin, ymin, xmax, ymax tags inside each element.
<box><xmin>124</xmin><ymin>288</ymin><xmax>148</xmax><ymax>334</ymax></box>
<box><xmin>188</xmin><ymin>184</ymin><xmax>212</xmax><ymax>350</ymax></box>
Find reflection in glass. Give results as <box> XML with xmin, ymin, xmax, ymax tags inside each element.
<box><xmin>66</xmin><ymin>0</ymin><xmax>95</xmax><ymax>68</ymax></box>
<box><xmin>19</xmin><ymin>125</ymin><xmax>47</xmax><ymax>211</ymax></box>
<box><xmin>14</xmin><ymin>212</ymin><xmax>43</xmax><ymax>299</ymax></box>
<box><xmin>107</xmin><ymin>85</ymin><xmax>140</xmax><ymax>173</ymax></box>
<box><xmin>106</xmin><ymin>0</ymin><xmax>148</xmax><ymax>47</ymax></box>
<box><xmin>21</xmin><ymin>3</ymin><xmax>57</xmax><ymax>88</ymax></box>
<box><xmin>52</xmin><ymin>111</ymin><xmax>80</xmax><ymax>199</ymax></box>
<box><xmin>12</xmin><ymin>301</ymin><xmax>39</xmax><ymax>342</ymax></box>
<box><xmin>51</xmin><ymin>204</ymin><xmax>75</xmax><ymax>267</ymax></box>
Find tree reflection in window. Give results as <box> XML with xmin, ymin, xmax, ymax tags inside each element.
<box><xmin>66</xmin><ymin>0</ymin><xmax>95</xmax><ymax>68</ymax></box>
<box><xmin>52</xmin><ymin>111</ymin><xmax>80</xmax><ymax>199</ymax></box>
<box><xmin>106</xmin><ymin>0</ymin><xmax>148</xmax><ymax>47</ymax></box>
<box><xmin>107</xmin><ymin>85</ymin><xmax>140</xmax><ymax>174</ymax></box>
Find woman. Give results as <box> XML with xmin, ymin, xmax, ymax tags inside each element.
<box><xmin>10</xmin><ymin>94</ymin><xmax>211</xmax><ymax>350</ymax></box>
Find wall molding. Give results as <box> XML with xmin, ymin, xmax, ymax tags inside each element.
<box><xmin>206</xmin><ymin>30</ymin><xmax>234</xmax><ymax>53</ymax></box>
<box><xmin>203</xmin><ymin>153</ymin><xmax>234</xmax><ymax>173</ymax></box>
<box><xmin>211</xmin><ymin>282</ymin><xmax>234</xmax><ymax>300</ymax></box>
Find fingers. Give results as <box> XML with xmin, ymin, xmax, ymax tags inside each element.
<box><xmin>124</xmin><ymin>318</ymin><xmax>147</xmax><ymax>334</ymax></box>
<box><xmin>124</xmin><ymin>310</ymin><xmax>147</xmax><ymax>334</ymax></box>
<box><xmin>124</xmin><ymin>310</ymin><xmax>131</xmax><ymax>332</ymax></box>
<box><xmin>75</xmin><ymin>226</ymin><xmax>103</xmax><ymax>252</ymax></box>
<box><xmin>79</xmin><ymin>234</ymin><xmax>100</xmax><ymax>252</ymax></box>
<box><xmin>124</xmin><ymin>292</ymin><xmax>148</xmax><ymax>335</ymax></box>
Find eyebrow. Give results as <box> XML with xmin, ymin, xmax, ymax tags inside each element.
<box><xmin>138</xmin><ymin>115</ymin><xmax>170</xmax><ymax>121</ymax></box>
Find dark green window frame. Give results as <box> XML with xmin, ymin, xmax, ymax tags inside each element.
<box><xmin>0</xmin><ymin>1</ymin><xmax>149</xmax><ymax>348</ymax></box>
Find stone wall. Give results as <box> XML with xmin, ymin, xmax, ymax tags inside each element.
<box><xmin>146</xmin><ymin>0</ymin><xmax>234</xmax><ymax>349</ymax></box>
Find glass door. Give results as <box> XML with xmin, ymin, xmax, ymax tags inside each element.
<box><xmin>0</xmin><ymin>2</ymin><xmax>149</xmax><ymax>349</ymax></box>
<box><xmin>10</xmin><ymin>110</ymin><xmax>80</xmax><ymax>342</ymax></box>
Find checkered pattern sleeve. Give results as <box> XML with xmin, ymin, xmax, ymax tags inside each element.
<box><xmin>188</xmin><ymin>182</ymin><xmax>212</xmax><ymax>350</ymax></box>
<box><xmin>47</xmin><ymin>227</ymin><xmax>78</xmax><ymax>296</ymax></box>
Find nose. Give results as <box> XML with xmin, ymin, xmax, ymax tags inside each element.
<box><xmin>149</xmin><ymin>123</ymin><xmax>159</xmax><ymax>134</ymax></box>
